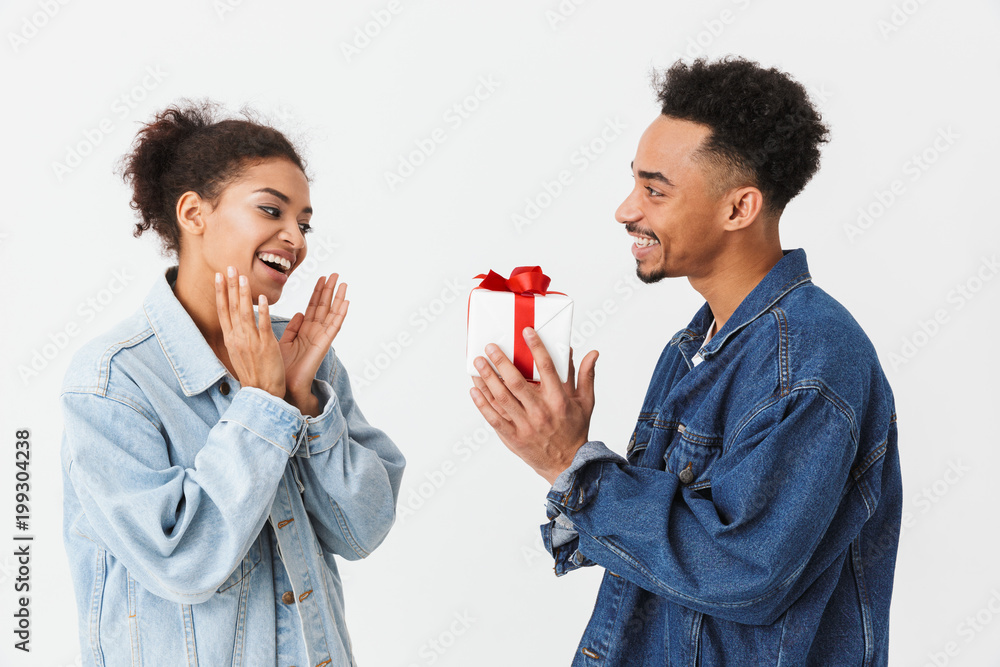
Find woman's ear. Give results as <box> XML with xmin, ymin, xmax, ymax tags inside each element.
<box><xmin>176</xmin><ymin>191</ymin><xmax>209</xmax><ymax>238</ymax></box>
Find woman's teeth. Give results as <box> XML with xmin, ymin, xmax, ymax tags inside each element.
<box><xmin>633</xmin><ymin>236</ymin><xmax>660</xmax><ymax>248</ymax></box>
<box><xmin>256</xmin><ymin>252</ymin><xmax>291</xmax><ymax>272</ymax></box>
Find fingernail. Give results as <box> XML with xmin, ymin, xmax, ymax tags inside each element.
<box><xmin>239</xmin><ymin>275</ymin><xmax>247</xmax><ymax>286</ymax></box>
<box><xmin>474</xmin><ymin>358</ymin><xmax>487</xmax><ymax>370</ymax></box>
<box><xmin>485</xmin><ymin>344</ymin><xmax>498</xmax><ymax>356</ymax></box>
<box><xmin>227</xmin><ymin>266</ymin><xmax>235</xmax><ymax>277</ymax></box>
<box><xmin>524</xmin><ymin>327</ymin><xmax>535</xmax><ymax>338</ymax></box>
<box><xmin>215</xmin><ymin>273</ymin><xmax>221</xmax><ymax>283</ymax></box>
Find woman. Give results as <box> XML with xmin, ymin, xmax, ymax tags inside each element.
<box><xmin>59</xmin><ymin>100</ymin><xmax>405</xmax><ymax>666</ymax></box>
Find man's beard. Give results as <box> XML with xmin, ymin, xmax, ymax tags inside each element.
<box><xmin>636</xmin><ymin>260</ymin><xmax>669</xmax><ymax>284</ymax></box>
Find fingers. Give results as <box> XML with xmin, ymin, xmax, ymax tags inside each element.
<box><xmin>563</xmin><ymin>347</ymin><xmax>576</xmax><ymax>393</ymax></box>
<box><xmin>314</xmin><ymin>272</ymin><xmax>339</xmax><ymax>322</ymax></box>
<box><xmin>472</xmin><ymin>374</ymin><xmax>510</xmax><ymax>420</ymax></box>
<box><xmin>576</xmin><ymin>349</ymin><xmax>599</xmax><ymax>412</ymax></box>
<box><xmin>257</xmin><ymin>293</ymin><xmax>273</xmax><ymax>341</ymax></box>
<box><xmin>303</xmin><ymin>275</ymin><xmax>324</xmax><ymax>323</ymax></box>
<box><xmin>238</xmin><ymin>273</ymin><xmax>256</xmax><ymax>333</ymax></box>
<box><xmin>215</xmin><ymin>272</ymin><xmax>232</xmax><ymax>333</ymax></box>
<box><xmin>469</xmin><ymin>386</ymin><xmax>515</xmax><ymax>439</ymax></box>
<box><xmin>521</xmin><ymin>327</ymin><xmax>563</xmax><ymax>392</ymax></box>
<box><xmin>227</xmin><ymin>267</ymin><xmax>244</xmax><ymax>338</ymax></box>
<box><xmin>475</xmin><ymin>350</ymin><xmax>528</xmax><ymax>422</ymax></box>
<box><xmin>281</xmin><ymin>312</ymin><xmax>304</xmax><ymax>344</ymax></box>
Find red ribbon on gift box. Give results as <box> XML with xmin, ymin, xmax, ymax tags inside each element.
<box><xmin>470</xmin><ymin>267</ymin><xmax>563</xmax><ymax>380</ymax></box>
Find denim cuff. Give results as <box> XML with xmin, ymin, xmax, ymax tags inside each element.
<box><xmin>294</xmin><ymin>379</ymin><xmax>347</xmax><ymax>458</ymax></box>
<box><xmin>540</xmin><ymin>441</ymin><xmax>626</xmax><ymax>575</ymax></box>
<box><xmin>221</xmin><ymin>387</ymin><xmax>307</xmax><ymax>457</ymax></box>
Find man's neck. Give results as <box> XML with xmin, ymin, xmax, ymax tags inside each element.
<box><xmin>689</xmin><ymin>245</ymin><xmax>785</xmax><ymax>334</ymax></box>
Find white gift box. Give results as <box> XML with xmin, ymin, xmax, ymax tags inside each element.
<box><xmin>466</xmin><ymin>288</ymin><xmax>574</xmax><ymax>383</ymax></box>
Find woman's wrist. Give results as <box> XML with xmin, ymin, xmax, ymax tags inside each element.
<box><xmin>286</xmin><ymin>388</ymin><xmax>320</xmax><ymax>418</ymax></box>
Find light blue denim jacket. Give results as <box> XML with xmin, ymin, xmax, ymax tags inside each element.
<box><xmin>543</xmin><ymin>248</ymin><xmax>902</xmax><ymax>665</ymax></box>
<box><xmin>60</xmin><ymin>266</ymin><xmax>406</xmax><ymax>666</ymax></box>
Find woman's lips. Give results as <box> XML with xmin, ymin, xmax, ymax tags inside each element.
<box><xmin>255</xmin><ymin>256</ymin><xmax>288</xmax><ymax>285</ymax></box>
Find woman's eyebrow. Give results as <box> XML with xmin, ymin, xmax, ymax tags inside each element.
<box><xmin>252</xmin><ymin>187</ymin><xmax>313</xmax><ymax>214</ymax></box>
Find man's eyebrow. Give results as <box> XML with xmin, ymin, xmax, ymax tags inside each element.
<box><xmin>252</xmin><ymin>187</ymin><xmax>313</xmax><ymax>214</ymax></box>
<box><xmin>630</xmin><ymin>161</ymin><xmax>675</xmax><ymax>188</ymax></box>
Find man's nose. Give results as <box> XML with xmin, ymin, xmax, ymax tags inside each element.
<box><xmin>615</xmin><ymin>188</ymin><xmax>641</xmax><ymax>224</ymax></box>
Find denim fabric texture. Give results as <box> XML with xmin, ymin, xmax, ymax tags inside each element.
<box><xmin>60</xmin><ymin>266</ymin><xmax>406</xmax><ymax>666</ymax></box>
<box><xmin>542</xmin><ymin>248</ymin><xmax>902</xmax><ymax>666</ymax></box>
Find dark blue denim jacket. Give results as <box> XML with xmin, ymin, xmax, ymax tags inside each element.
<box><xmin>542</xmin><ymin>248</ymin><xmax>901</xmax><ymax>665</ymax></box>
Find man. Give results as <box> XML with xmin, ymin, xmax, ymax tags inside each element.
<box><xmin>469</xmin><ymin>56</ymin><xmax>902</xmax><ymax>665</ymax></box>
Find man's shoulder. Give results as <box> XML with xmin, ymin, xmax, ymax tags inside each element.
<box><xmin>777</xmin><ymin>283</ymin><xmax>894</xmax><ymax>422</ymax></box>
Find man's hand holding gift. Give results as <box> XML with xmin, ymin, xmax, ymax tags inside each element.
<box><xmin>466</xmin><ymin>266</ymin><xmax>599</xmax><ymax>485</ymax></box>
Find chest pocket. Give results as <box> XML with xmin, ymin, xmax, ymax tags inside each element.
<box><xmin>217</xmin><ymin>535</ymin><xmax>262</xmax><ymax>593</ymax></box>
<box><xmin>664</xmin><ymin>425</ymin><xmax>722</xmax><ymax>490</ymax></box>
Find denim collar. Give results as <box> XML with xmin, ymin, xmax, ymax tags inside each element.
<box><xmin>142</xmin><ymin>265</ymin><xmax>229</xmax><ymax>397</ymax></box>
<box><xmin>674</xmin><ymin>248</ymin><xmax>813</xmax><ymax>361</ymax></box>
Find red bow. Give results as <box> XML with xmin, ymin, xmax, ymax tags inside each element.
<box><xmin>473</xmin><ymin>266</ymin><xmax>554</xmax><ymax>295</ymax></box>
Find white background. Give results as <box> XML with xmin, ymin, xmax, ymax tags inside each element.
<box><xmin>1</xmin><ymin>0</ymin><xmax>998</xmax><ymax>665</ymax></box>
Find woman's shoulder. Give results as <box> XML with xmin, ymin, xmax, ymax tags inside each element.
<box><xmin>61</xmin><ymin>307</ymin><xmax>156</xmax><ymax>396</ymax></box>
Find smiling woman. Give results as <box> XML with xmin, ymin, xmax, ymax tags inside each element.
<box><xmin>58</xmin><ymin>99</ymin><xmax>405</xmax><ymax>666</ymax></box>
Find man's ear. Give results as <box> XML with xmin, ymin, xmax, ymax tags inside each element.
<box><xmin>722</xmin><ymin>186</ymin><xmax>764</xmax><ymax>232</ymax></box>
<box><xmin>176</xmin><ymin>191</ymin><xmax>209</xmax><ymax>238</ymax></box>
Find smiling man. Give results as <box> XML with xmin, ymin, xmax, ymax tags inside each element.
<box><xmin>470</xmin><ymin>56</ymin><xmax>902</xmax><ymax>665</ymax></box>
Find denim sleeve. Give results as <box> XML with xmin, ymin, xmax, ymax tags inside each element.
<box><xmin>543</xmin><ymin>387</ymin><xmax>857</xmax><ymax>626</ymax></box>
<box><xmin>61</xmin><ymin>386</ymin><xmax>305</xmax><ymax>604</ymax></box>
<box><xmin>292</xmin><ymin>350</ymin><xmax>406</xmax><ymax>560</ymax></box>
<box><xmin>542</xmin><ymin>441</ymin><xmax>627</xmax><ymax>561</ymax></box>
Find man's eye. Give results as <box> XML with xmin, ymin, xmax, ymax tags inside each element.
<box><xmin>298</xmin><ymin>223</ymin><xmax>313</xmax><ymax>235</ymax></box>
<box><xmin>259</xmin><ymin>206</ymin><xmax>280</xmax><ymax>217</ymax></box>
<box><xmin>645</xmin><ymin>186</ymin><xmax>662</xmax><ymax>197</ymax></box>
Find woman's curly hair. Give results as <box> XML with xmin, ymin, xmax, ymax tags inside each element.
<box><xmin>653</xmin><ymin>56</ymin><xmax>830</xmax><ymax>218</ymax></box>
<box><xmin>115</xmin><ymin>98</ymin><xmax>309</xmax><ymax>258</ymax></box>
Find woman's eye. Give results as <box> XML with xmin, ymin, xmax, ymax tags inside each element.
<box><xmin>298</xmin><ymin>223</ymin><xmax>313</xmax><ymax>235</ymax></box>
<box><xmin>260</xmin><ymin>205</ymin><xmax>280</xmax><ymax>217</ymax></box>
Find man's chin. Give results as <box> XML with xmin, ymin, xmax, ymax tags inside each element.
<box><xmin>636</xmin><ymin>262</ymin><xmax>669</xmax><ymax>284</ymax></box>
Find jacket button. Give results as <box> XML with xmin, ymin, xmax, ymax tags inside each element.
<box><xmin>678</xmin><ymin>462</ymin><xmax>694</xmax><ymax>484</ymax></box>
<box><xmin>281</xmin><ymin>591</ymin><xmax>294</xmax><ymax>604</ymax></box>
<box><xmin>220</xmin><ymin>381</ymin><xmax>230</xmax><ymax>396</ymax></box>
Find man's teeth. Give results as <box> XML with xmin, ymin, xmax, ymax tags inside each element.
<box><xmin>256</xmin><ymin>252</ymin><xmax>291</xmax><ymax>271</ymax></box>
<box><xmin>633</xmin><ymin>236</ymin><xmax>660</xmax><ymax>248</ymax></box>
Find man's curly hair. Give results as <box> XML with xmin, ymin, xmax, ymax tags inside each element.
<box><xmin>653</xmin><ymin>56</ymin><xmax>830</xmax><ymax>219</ymax></box>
